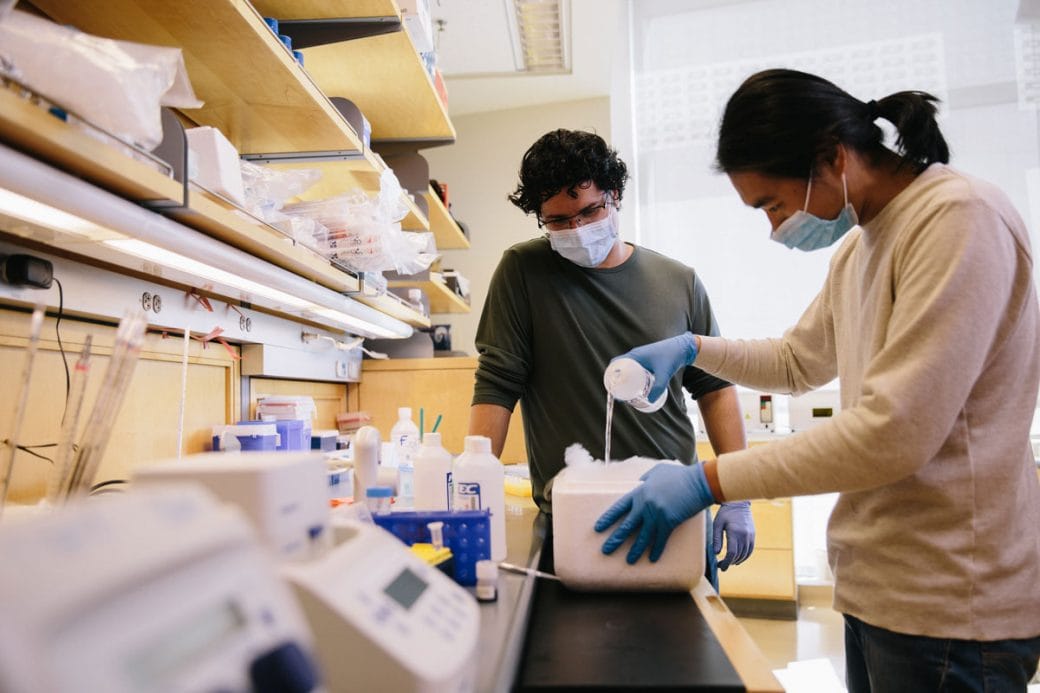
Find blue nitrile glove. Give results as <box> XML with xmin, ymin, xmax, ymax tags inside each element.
<box><xmin>618</xmin><ymin>333</ymin><xmax>699</xmax><ymax>401</ymax></box>
<box><xmin>594</xmin><ymin>462</ymin><xmax>716</xmax><ymax>564</ymax></box>
<box><xmin>713</xmin><ymin>501</ymin><xmax>755</xmax><ymax>570</ymax></box>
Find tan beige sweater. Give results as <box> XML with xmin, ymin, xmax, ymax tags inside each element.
<box><xmin>698</xmin><ymin>164</ymin><xmax>1040</xmax><ymax>640</ymax></box>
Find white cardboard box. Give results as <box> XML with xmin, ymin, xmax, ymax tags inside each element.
<box><xmin>185</xmin><ymin>125</ymin><xmax>245</xmax><ymax>206</ymax></box>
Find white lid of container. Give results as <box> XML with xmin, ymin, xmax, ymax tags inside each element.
<box><xmin>464</xmin><ymin>435</ymin><xmax>491</xmax><ymax>453</ymax></box>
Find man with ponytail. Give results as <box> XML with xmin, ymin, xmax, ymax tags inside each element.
<box><xmin>595</xmin><ymin>69</ymin><xmax>1040</xmax><ymax>691</ymax></box>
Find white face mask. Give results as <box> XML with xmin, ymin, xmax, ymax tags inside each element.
<box><xmin>547</xmin><ymin>207</ymin><xmax>619</xmax><ymax>267</ymax></box>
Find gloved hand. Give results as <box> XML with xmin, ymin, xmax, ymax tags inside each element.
<box><xmin>713</xmin><ymin>501</ymin><xmax>755</xmax><ymax>570</ymax></box>
<box><xmin>594</xmin><ymin>462</ymin><xmax>715</xmax><ymax>564</ymax></box>
<box><xmin>616</xmin><ymin>333</ymin><xmax>699</xmax><ymax>401</ymax></box>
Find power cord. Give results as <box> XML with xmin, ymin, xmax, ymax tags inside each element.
<box><xmin>54</xmin><ymin>277</ymin><xmax>70</xmax><ymax>410</ymax></box>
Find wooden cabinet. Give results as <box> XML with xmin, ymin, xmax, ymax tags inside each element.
<box><xmin>350</xmin><ymin>357</ymin><xmax>526</xmax><ymax>462</ymax></box>
<box><xmin>697</xmin><ymin>440</ymin><xmax>798</xmax><ymax>618</ymax></box>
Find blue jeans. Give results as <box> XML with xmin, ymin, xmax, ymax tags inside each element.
<box><xmin>844</xmin><ymin>614</ymin><xmax>1040</xmax><ymax>692</ymax></box>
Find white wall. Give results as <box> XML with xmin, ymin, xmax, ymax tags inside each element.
<box><xmin>424</xmin><ymin>97</ymin><xmax>612</xmax><ymax>355</ymax></box>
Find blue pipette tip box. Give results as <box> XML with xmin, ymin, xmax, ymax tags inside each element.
<box><xmin>373</xmin><ymin>510</ymin><xmax>491</xmax><ymax>586</ymax></box>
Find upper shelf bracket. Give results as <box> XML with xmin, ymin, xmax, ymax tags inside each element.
<box><xmin>276</xmin><ymin>16</ymin><xmax>402</xmax><ymax>49</ymax></box>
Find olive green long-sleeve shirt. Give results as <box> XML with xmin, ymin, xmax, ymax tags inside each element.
<box><xmin>473</xmin><ymin>239</ymin><xmax>730</xmax><ymax>512</ymax></box>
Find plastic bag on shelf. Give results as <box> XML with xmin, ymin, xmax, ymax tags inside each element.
<box><xmin>0</xmin><ymin>9</ymin><xmax>203</xmax><ymax>150</ymax></box>
<box><xmin>284</xmin><ymin>169</ymin><xmax>436</xmax><ymax>274</ymax></box>
<box><xmin>240</xmin><ymin>160</ymin><xmax>323</xmax><ymax>221</ymax></box>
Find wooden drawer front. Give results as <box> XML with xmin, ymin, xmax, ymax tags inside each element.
<box><xmin>750</xmin><ymin>499</ymin><xmax>793</xmax><ymax>549</ymax></box>
<box><xmin>718</xmin><ymin>548</ymin><xmax>796</xmax><ymax>600</ymax></box>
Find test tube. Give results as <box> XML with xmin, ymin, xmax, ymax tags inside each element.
<box><xmin>47</xmin><ymin>335</ymin><xmax>92</xmax><ymax>504</ymax></box>
<box><xmin>0</xmin><ymin>305</ymin><xmax>45</xmax><ymax>515</ymax></box>
<box><xmin>427</xmin><ymin>520</ymin><xmax>444</xmax><ymax>550</ymax></box>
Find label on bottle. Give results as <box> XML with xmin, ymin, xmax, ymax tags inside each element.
<box><xmin>446</xmin><ymin>471</ymin><xmax>454</xmax><ymax>511</ymax></box>
<box><xmin>455</xmin><ymin>481</ymin><xmax>481</xmax><ymax>510</ymax></box>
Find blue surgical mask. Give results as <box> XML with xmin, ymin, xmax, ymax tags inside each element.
<box><xmin>771</xmin><ymin>173</ymin><xmax>858</xmax><ymax>251</ymax></box>
<box><xmin>548</xmin><ymin>206</ymin><xmax>619</xmax><ymax>267</ymax></box>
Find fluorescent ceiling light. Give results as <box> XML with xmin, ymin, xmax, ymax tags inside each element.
<box><xmin>0</xmin><ymin>188</ymin><xmax>117</xmax><ymax>240</ymax></box>
<box><xmin>507</xmin><ymin>0</ymin><xmax>570</xmax><ymax>73</ymax></box>
<box><xmin>105</xmin><ymin>238</ymin><xmax>312</xmax><ymax>310</ymax></box>
<box><xmin>308</xmin><ymin>307</ymin><xmax>403</xmax><ymax>339</ymax></box>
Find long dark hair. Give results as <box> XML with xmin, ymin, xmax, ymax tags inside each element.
<box><xmin>715</xmin><ymin>69</ymin><xmax>950</xmax><ymax>177</ymax></box>
<box><xmin>508</xmin><ymin>129</ymin><xmax>629</xmax><ymax>215</ymax></box>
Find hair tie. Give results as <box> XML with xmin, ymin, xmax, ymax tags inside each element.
<box><xmin>865</xmin><ymin>99</ymin><xmax>880</xmax><ymax>121</ymax></box>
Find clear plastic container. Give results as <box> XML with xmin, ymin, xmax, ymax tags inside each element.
<box><xmin>366</xmin><ymin>486</ymin><xmax>393</xmax><ymax>515</ymax></box>
<box><xmin>452</xmin><ymin>435</ymin><xmax>506</xmax><ymax>561</ymax></box>
<box><xmin>603</xmin><ymin>357</ymin><xmax>667</xmax><ymax>413</ymax></box>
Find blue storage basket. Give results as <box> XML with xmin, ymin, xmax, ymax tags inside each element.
<box><xmin>373</xmin><ymin>510</ymin><xmax>491</xmax><ymax>586</ymax></box>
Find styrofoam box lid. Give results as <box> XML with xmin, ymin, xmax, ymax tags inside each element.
<box><xmin>552</xmin><ymin>459</ymin><xmax>706</xmax><ymax>592</ymax></box>
<box><xmin>213</xmin><ymin>424</ymin><xmax>278</xmax><ymax>437</ymax></box>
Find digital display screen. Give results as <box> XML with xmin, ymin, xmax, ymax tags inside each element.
<box><xmin>384</xmin><ymin>567</ymin><xmax>428</xmax><ymax>610</ymax></box>
<box><xmin>126</xmin><ymin>601</ymin><xmax>245</xmax><ymax>689</ymax></box>
<box><xmin>812</xmin><ymin>407</ymin><xmax>834</xmax><ymax>418</ymax></box>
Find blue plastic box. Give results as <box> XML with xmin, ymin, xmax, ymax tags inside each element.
<box><xmin>373</xmin><ymin>510</ymin><xmax>491</xmax><ymax>586</ymax></box>
<box><xmin>238</xmin><ymin>419</ymin><xmax>311</xmax><ymax>451</ymax></box>
<box><xmin>211</xmin><ymin>424</ymin><xmax>279</xmax><ymax>452</ymax></box>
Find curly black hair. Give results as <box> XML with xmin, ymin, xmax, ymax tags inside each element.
<box><xmin>508</xmin><ymin>129</ymin><xmax>629</xmax><ymax>216</ymax></box>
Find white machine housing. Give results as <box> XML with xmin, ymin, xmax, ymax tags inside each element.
<box><xmin>552</xmin><ymin>459</ymin><xmax>706</xmax><ymax>591</ymax></box>
<box><xmin>281</xmin><ymin>518</ymin><xmax>480</xmax><ymax>693</ymax></box>
<box><xmin>788</xmin><ymin>389</ymin><xmax>841</xmax><ymax>432</ymax></box>
<box><xmin>133</xmin><ymin>451</ymin><xmax>330</xmax><ymax>561</ymax></box>
<box><xmin>0</xmin><ymin>486</ymin><xmax>320</xmax><ymax>693</ymax></box>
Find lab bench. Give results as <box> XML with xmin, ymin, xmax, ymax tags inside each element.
<box><xmin>477</xmin><ymin>499</ymin><xmax>783</xmax><ymax>692</ymax></box>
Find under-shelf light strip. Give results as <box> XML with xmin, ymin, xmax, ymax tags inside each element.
<box><xmin>0</xmin><ymin>145</ymin><xmax>411</xmax><ymax>339</ymax></box>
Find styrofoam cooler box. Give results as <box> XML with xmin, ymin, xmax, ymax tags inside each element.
<box><xmin>185</xmin><ymin>126</ymin><xmax>245</xmax><ymax>205</ymax></box>
<box><xmin>552</xmin><ymin>459</ymin><xmax>705</xmax><ymax>592</ymax></box>
<box><xmin>211</xmin><ymin>423</ymin><xmax>280</xmax><ymax>451</ymax></box>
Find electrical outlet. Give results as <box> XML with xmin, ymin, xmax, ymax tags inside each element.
<box><xmin>335</xmin><ymin>360</ymin><xmax>348</xmax><ymax>379</ymax></box>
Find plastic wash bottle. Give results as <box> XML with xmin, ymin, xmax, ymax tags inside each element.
<box><xmin>412</xmin><ymin>432</ymin><xmax>453</xmax><ymax>511</ymax></box>
<box><xmin>452</xmin><ymin>435</ymin><xmax>506</xmax><ymax>561</ymax></box>
<box><xmin>390</xmin><ymin>407</ymin><xmax>420</xmax><ymax>500</ymax></box>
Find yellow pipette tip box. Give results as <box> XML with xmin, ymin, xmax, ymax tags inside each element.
<box><xmin>410</xmin><ymin>542</ymin><xmax>454</xmax><ymax>578</ymax></box>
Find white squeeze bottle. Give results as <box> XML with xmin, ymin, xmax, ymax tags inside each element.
<box><xmin>452</xmin><ymin>435</ymin><xmax>506</xmax><ymax>561</ymax></box>
<box><xmin>390</xmin><ymin>407</ymin><xmax>420</xmax><ymax>500</ymax></box>
<box><xmin>352</xmin><ymin>425</ymin><xmax>381</xmax><ymax>504</ymax></box>
<box><xmin>413</xmin><ymin>432</ymin><xmax>453</xmax><ymax>511</ymax></box>
<box><xmin>603</xmin><ymin>357</ymin><xmax>667</xmax><ymax>413</ymax></box>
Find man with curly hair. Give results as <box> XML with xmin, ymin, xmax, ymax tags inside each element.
<box><xmin>468</xmin><ymin>129</ymin><xmax>754</xmax><ymax>584</ymax></box>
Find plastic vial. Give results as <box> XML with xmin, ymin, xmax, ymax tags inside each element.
<box><xmin>452</xmin><ymin>435</ymin><xmax>506</xmax><ymax>561</ymax></box>
<box><xmin>390</xmin><ymin>408</ymin><xmax>420</xmax><ymax>500</ymax></box>
<box><xmin>413</xmin><ymin>432</ymin><xmax>453</xmax><ymax>511</ymax></box>
<box><xmin>427</xmin><ymin>521</ymin><xmax>445</xmax><ymax>550</ymax></box>
<box><xmin>603</xmin><ymin>357</ymin><xmax>667</xmax><ymax>413</ymax></box>
<box><xmin>366</xmin><ymin>486</ymin><xmax>393</xmax><ymax>515</ymax></box>
<box><xmin>475</xmin><ymin>559</ymin><xmax>498</xmax><ymax>602</ymax></box>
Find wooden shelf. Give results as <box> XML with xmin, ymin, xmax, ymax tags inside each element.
<box><xmin>355</xmin><ymin>293</ymin><xmax>431</xmax><ymax>329</ymax></box>
<box><xmin>424</xmin><ymin>185</ymin><xmax>470</xmax><ymax>249</ymax></box>
<box><xmin>388</xmin><ymin>274</ymin><xmax>470</xmax><ymax>314</ymax></box>
<box><xmin>32</xmin><ymin>0</ymin><xmax>364</xmax><ymax>157</ymax></box>
<box><xmin>0</xmin><ymin>83</ymin><xmax>360</xmax><ymax>295</ymax></box>
<box><xmin>253</xmin><ymin>0</ymin><xmax>456</xmax><ymax>142</ymax></box>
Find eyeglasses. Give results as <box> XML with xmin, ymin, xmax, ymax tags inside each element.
<box><xmin>537</xmin><ymin>196</ymin><xmax>613</xmax><ymax>230</ymax></box>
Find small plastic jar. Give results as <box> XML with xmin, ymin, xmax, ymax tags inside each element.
<box><xmin>366</xmin><ymin>486</ymin><xmax>393</xmax><ymax>515</ymax></box>
<box><xmin>475</xmin><ymin>560</ymin><xmax>498</xmax><ymax>602</ymax></box>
